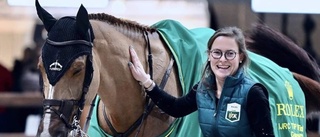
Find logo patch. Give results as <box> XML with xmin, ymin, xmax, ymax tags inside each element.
<box><xmin>49</xmin><ymin>60</ymin><xmax>63</xmax><ymax>71</ymax></box>
<box><xmin>284</xmin><ymin>80</ymin><xmax>294</xmax><ymax>100</ymax></box>
<box><xmin>225</xmin><ymin>103</ymin><xmax>241</xmax><ymax>122</ymax></box>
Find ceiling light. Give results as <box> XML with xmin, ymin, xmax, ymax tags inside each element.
<box><xmin>252</xmin><ymin>0</ymin><xmax>320</xmax><ymax>14</ymax></box>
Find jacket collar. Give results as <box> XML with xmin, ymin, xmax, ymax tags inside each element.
<box><xmin>200</xmin><ymin>68</ymin><xmax>245</xmax><ymax>90</ymax></box>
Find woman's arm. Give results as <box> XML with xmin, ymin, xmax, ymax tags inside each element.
<box><xmin>247</xmin><ymin>84</ymin><xmax>275</xmax><ymax>137</ymax></box>
<box><xmin>146</xmin><ymin>84</ymin><xmax>198</xmax><ymax>117</ymax></box>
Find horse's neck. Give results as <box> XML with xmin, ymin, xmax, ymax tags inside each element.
<box><xmin>90</xmin><ymin>20</ymin><xmax>177</xmax><ymax>133</ymax></box>
<box><xmin>91</xmin><ymin>20</ymin><xmax>164</xmax><ymax>107</ymax></box>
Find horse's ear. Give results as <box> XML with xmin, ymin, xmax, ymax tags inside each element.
<box><xmin>76</xmin><ymin>4</ymin><xmax>90</xmax><ymax>39</ymax></box>
<box><xmin>35</xmin><ymin>0</ymin><xmax>57</xmax><ymax>31</ymax></box>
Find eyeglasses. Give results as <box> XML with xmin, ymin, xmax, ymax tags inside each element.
<box><xmin>209</xmin><ymin>49</ymin><xmax>237</xmax><ymax>60</ymax></box>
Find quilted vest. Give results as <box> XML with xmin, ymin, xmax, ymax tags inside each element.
<box><xmin>196</xmin><ymin>69</ymin><xmax>256</xmax><ymax>137</ymax></box>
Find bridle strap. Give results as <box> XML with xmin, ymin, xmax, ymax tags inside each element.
<box><xmin>103</xmin><ymin>105</ymin><xmax>118</xmax><ymax>135</ymax></box>
<box><xmin>144</xmin><ymin>31</ymin><xmax>153</xmax><ymax>80</ymax></box>
<box><xmin>83</xmin><ymin>95</ymin><xmax>97</xmax><ymax>133</ymax></box>
<box><xmin>79</xmin><ymin>29</ymin><xmax>95</xmax><ymax>132</ymax></box>
<box><xmin>159</xmin><ymin>57</ymin><xmax>174</xmax><ymax>89</ymax></box>
<box><xmin>77</xmin><ymin>52</ymin><xmax>94</xmax><ymax>121</ymax></box>
<box><xmin>102</xmin><ymin>100</ymin><xmax>154</xmax><ymax>137</ymax></box>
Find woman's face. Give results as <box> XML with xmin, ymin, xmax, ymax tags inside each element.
<box><xmin>209</xmin><ymin>36</ymin><xmax>243</xmax><ymax>80</ymax></box>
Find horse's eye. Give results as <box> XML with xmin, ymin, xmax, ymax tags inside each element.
<box><xmin>73</xmin><ymin>68</ymin><xmax>83</xmax><ymax>76</ymax></box>
<box><xmin>72</xmin><ymin>61</ymin><xmax>85</xmax><ymax>76</ymax></box>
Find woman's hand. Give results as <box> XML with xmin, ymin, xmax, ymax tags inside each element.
<box><xmin>128</xmin><ymin>46</ymin><xmax>151</xmax><ymax>87</ymax></box>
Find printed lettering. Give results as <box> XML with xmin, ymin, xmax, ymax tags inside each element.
<box><xmin>291</xmin><ymin>131</ymin><xmax>303</xmax><ymax>137</ymax></box>
<box><xmin>276</xmin><ymin>104</ymin><xmax>304</xmax><ymax>118</ymax></box>
<box><xmin>278</xmin><ymin>123</ymin><xmax>290</xmax><ymax>130</ymax></box>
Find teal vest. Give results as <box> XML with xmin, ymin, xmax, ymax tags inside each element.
<box><xmin>196</xmin><ymin>70</ymin><xmax>256</xmax><ymax>137</ymax></box>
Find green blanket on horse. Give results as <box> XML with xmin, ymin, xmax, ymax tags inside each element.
<box><xmin>153</xmin><ymin>19</ymin><xmax>214</xmax><ymax>137</ymax></box>
<box><xmin>248</xmin><ymin>52</ymin><xmax>306</xmax><ymax>137</ymax></box>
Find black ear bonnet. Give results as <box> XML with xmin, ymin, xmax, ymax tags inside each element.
<box><xmin>42</xmin><ymin>16</ymin><xmax>95</xmax><ymax>85</ymax></box>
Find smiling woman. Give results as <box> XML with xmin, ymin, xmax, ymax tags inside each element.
<box><xmin>128</xmin><ymin>26</ymin><xmax>276</xmax><ymax>137</ymax></box>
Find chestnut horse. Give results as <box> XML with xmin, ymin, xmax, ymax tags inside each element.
<box><xmin>35</xmin><ymin>0</ymin><xmax>196</xmax><ymax>137</ymax></box>
<box><xmin>245</xmin><ymin>24</ymin><xmax>320</xmax><ymax>136</ymax></box>
<box><xmin>245</xmin><ymin>24</ymin><xmax>320</xmax><ymax>113</ymax></box>
<box><xmin>35</xmin><ymin>1</ymin><xmax>320</xmax><ymax>137</ymax></box>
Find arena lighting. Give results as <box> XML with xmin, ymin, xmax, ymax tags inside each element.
<box><xmin>252</xmin><ymin>0</ymin><xmax>320</xmax><ymax>14</ymax></box>
<box><xmin>7</xmin><ymin>0</ymin><xmax>109</xmax><ymax>8</ymax></box>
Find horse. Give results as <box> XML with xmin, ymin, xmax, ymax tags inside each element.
<box><xmin>245</xmin><ymin>24</ymin><xmax>320</xmax><ymax>136</ymax></box>
<box><xmin>245</xmin><ymin>23</ymin><xmax>320</xmax><ymax>82</ymax></box>
<box><xmin>244</xmin><ymin>24</ymin><xmax>320</xmax><ymax>113</ymax></box>
<box><xmin>35</xmin><ymin>0</ymin><xmax>192</xmax><ymax>136</ymax></box>
<box><xmin>35</xmin><ymin>0</ymin><xmax>320</xmax><ymax>136</ymax></box>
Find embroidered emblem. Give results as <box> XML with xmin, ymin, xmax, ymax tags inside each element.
<box><xmin>285</xmin><ymin>80</ymin><xmax>293</xmax><ymax>100</ymax></box>
<box><xmin>49</xmin><ymin>60</ymin><xmax>63</xmax><ymax>71</ymax></box>
<box><xmin>225</xmin><ymin>103</ymin><xmax>241</xmax><ymax>122</ymax></box>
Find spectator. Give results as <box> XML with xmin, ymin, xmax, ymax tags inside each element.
<box><xmin>9</xmin><ymin>46</ymin><xmax>42</xmax><ymax>133</ymax></box>
<box><xmin>0</xmin><ymin>63</ymin><xmax>13</xmax><ymax>132</ymax></box>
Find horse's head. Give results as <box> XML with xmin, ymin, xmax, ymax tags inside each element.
<box><xmin>35</xmin><ymin>0</ymin><xmax>95</xmax><ymax>136</ymax></box>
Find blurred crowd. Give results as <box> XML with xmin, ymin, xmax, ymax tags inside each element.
<box><xmin>0</xmin><ymin>42</ymin><xmax>42</xmax><ymax>133</ymax></box>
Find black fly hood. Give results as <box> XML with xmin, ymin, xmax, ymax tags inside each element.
<box><xmin>42</xmin><ymin>16</ymin><xmax>94</xmax><ymax>85</ymax></box>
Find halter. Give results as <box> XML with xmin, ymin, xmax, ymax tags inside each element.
<box><xmin>41</xmin><ymin>24</ymin><xmax>95</xmax><ymax>136</ymax></box>
<box><xmin>102</xmin><ymin>31</ymin><xmax>175</xmax><ymax>137</ymax></box>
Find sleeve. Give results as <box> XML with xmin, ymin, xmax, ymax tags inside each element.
<box><xmin>146</xmin><ymin>83</ymin><xmax>198</xmax><ymax>118</ymax></box>
<box><xmin>247</xmin><ymin>84</ymin><xmax>275</xmax><ymax>137</ymax></box>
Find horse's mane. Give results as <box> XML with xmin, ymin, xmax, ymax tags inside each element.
<box><xmin>88</xmin><ymin>13</ymin><xmax>157</xmax><ymax>33</ymax></box>
<box><xmin>245</xmin><ymin>23</ymin><xmax>320</xmax><ymax>82</ymax></box>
